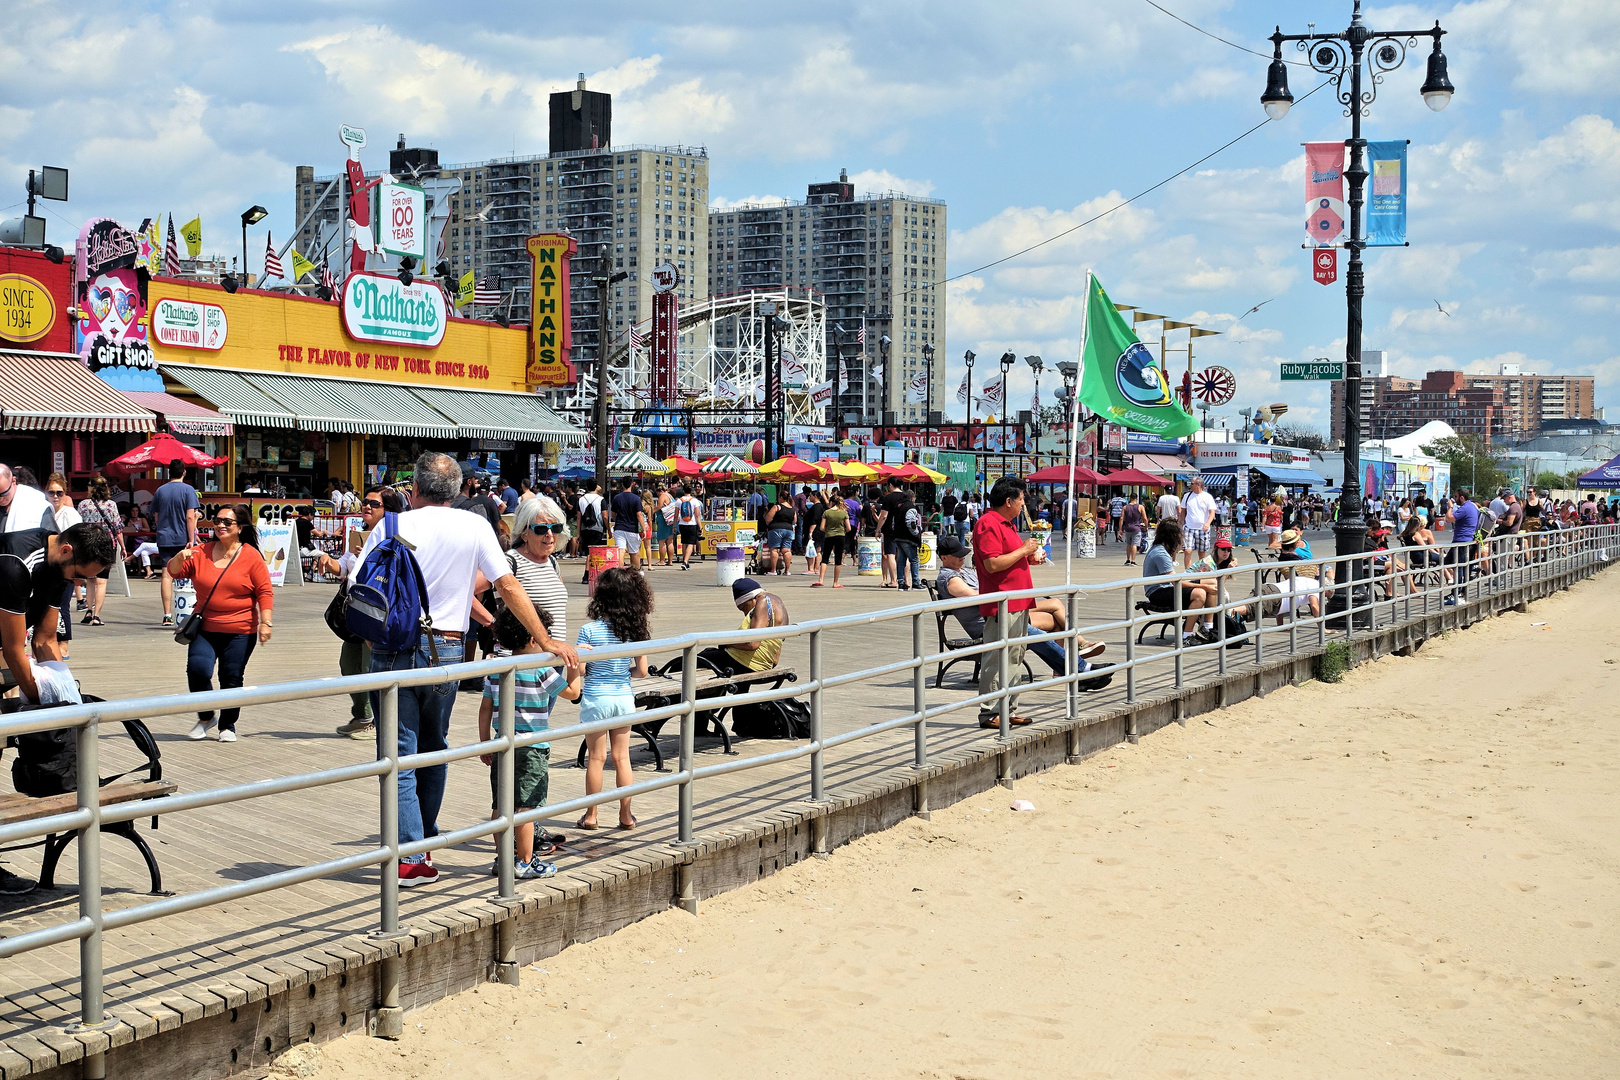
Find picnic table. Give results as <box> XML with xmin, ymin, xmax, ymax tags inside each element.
<box><xmin>573</xmin><ymin>665</ymin><xmax>798</xmax><ymax>771</ymax></box>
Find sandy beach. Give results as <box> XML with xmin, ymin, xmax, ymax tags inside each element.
<box><xmin>307</xmin><ymin>571</ymin><xmax>1619</xmax><ymax>1080</ymax></box>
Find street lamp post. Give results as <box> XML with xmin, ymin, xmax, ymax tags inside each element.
<box><xmin>963</xmin><ymin>350</ymin><xmax>976</xmax><ymax>424</ymax></box>
<box><xmin>240</xmin><ymin>205</ymin><xmax>267</xmax><ymax>286</ymax></box>
<box><xmin>591</xmin><ymin>245</ymin><xmax>629</xmax><ymax>484</ymax></box>
<box><xmin>998</xmin><ymin>351</ymin><xmax>1016</xmax><ymax>459</ymax></box>
<box><xmin>878</xmin><ymin>334</ymin><xmax>892</xmax><ymax>430</ymax></box>
<box><xmin>1024</xmin><ymin>355</ymin><xmax>1045</xmax><ymax>462</ymax></box>
<box><xmin>1260</xmin><ymin>0</ymin><xmax>1453</xmax><ymax>623</ymax></box>
<box><xmin>922</xmin><ymin>342</ymin><xmax>935</xmax><ymax>444</ymax></box>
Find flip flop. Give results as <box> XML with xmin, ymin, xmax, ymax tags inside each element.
<box><xmin>618</xmin><ymin>815</ymin><xmax>638</xmax><ymax>831</ymax></box>
<box><xmin>832</xmin><ymin>583</ymin><xmax>845</xmax><ymax>588</ymax></box>
<box><xmin>979</xmin><ymin>715</ymin><xmax>1033</xmax><ymax>728</ymax></box>
<box><xmin>575</xmin><ymin>815</ymin><xmax>599</xmax><ymax>831</ymax></box>
<box><xmin>809</xmin><ymin>581</ymin><xmax>824</xmax><ymax>588</ymax></box>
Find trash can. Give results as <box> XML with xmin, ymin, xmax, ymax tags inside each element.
<box><xmin>919</xmin><ymin>531</ymin><xmax>938</xmax><ymax>574</ymax></box>
<box><xmin>587</xmin><ymin>545</ymin><xmax>622</xmax><ymax>596</ymax></box>
<box><xmin>716</xmin><ymin>542</ymin><xmax>746</xmax><ymax>588</ymax></box>
<box><xmin>856</xmin><ymin>536</ymin><xmax>882</xmax><ymax>575</ymax></box>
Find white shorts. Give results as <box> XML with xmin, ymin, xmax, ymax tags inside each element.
<box><xmin>1261</xmin><ymin>525</ymin><xmax>1281</xmax><ymax>537</ymax></box>
<box><xmin>613</xmin><ymin>529</ymin><xmax>642</xmax><ymax>555</ymax></box>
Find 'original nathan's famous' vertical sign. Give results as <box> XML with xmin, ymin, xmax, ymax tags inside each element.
<box><xmin>525</xmin><ymin>233</ymin><xmax>577</xmax><ymax>388</ymax></box>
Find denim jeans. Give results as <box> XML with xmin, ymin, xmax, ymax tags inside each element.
<box><xmin>370</xmin><ymin>632</ymin><xmax>460</xmax><ymax>862</ymax></box>
<box><xmin>892</xmin><ymin>540</ymin><xmax>921</xmax><ymax>587</ymax></box>
<box><xmin>1024</xmin><ymin>624</ymin><xmax>1082</xmax><ymax>676</ymax></box>
<box><xmin>187</xmin><ymin>630</ymin><xmax>257</xmax><ymax>731</ymax></box>
<box><xmin>339</xmin><ymin>638</ymin><xmax>372</xmax><ymax>720</ymax></box>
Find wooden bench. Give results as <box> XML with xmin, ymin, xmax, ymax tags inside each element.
<box><xmin>0</xmin><ymin>705</ymin><xmax>173</xmax><ymax>895</ymax></box>
<box><xmin>1133</xmin><ymin>600</ymin><xmax>1180</xmax><ymax>645</ymax></box>
<box><xmin>923</xmin><ymin>581</ymin><xmax>1037</xmax><ymax>689</ymax></box>
<box><xmin>574</xmin><ymin>664</ymin><xmax>799</xmax><ymax>771</ymax></box>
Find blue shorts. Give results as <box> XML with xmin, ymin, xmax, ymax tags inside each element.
<box><xmin>580</xmin><ymin>690</ymin><xmax>637</xmax><ymax>729</ymax></box>
<box><xmin>767</xmin><ymin>528</ymin><xmax>793</xmax><ymax>550</ymax></box>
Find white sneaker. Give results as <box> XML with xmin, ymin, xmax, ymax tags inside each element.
<box><xmin>187</xmin><ymin>720</ymin><xmax>215</xmax><ymax>740</ymax></box>
<box><xmin>217</xmin><ymin>729</ymin><xmax>238</xmax><ymax>743</ymax></box>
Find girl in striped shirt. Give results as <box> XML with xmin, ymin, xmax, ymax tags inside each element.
<box><xmin>574</xmin><ymin>567</ymin><xmax>652</xmax><ymax>830</ymax></box>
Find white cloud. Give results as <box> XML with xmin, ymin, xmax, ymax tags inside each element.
<box><xmin>847</xmin><ymin>169</ymin><xmax>935</xmax><ymax>198</ymax></box>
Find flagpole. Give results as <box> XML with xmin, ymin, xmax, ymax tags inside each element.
<box><xmin>1066</xmin><ymin>270</ymin><xmax>1092</xmax><ymax>588</ymax></box>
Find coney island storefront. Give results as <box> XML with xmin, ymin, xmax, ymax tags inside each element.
<box><xmin>121</xmin><ymin>273</ymin><xmax>583</xmax><ymax>493</ymax></box>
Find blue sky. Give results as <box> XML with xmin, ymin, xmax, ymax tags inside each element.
<box><xmin>5</xmin><ymin>0</ymin><xmax>1617</xmax><ymax>436</ymax></box>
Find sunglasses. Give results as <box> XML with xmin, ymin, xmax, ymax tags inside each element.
<box><xmin>46</xmin><ymin>489</ymin><xmax>65</xmax><ymax>497</ymax></box>
<box><xmin>214</xmin><ymin>517</ymin><xmax>238</xmax><ymax>527</ymax></box>
<box><xmin>361</xmin><ymin>499</ymin><xmax>385</xmax><ymax>509</ymax></box>
<box><xmin>529</xmin><ymin>522</ymin><xmax>566</xmax><ymax>536</ymax></box>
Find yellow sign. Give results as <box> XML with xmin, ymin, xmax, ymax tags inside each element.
<box><xmin>525</xmin><ymin>233</ymin><xmax>578</xmax><ymax>389</ymax></box>
<box><xmin>455</xmin><ymin>270</ymin><xmax>474</xmax><ymax>310</ymax></box>
<box><xmin>289</xmin><ymin>248</ymin><xmax>317</xmax><ymax>282</ymax></box>
<box><xmin>0</xmin><ymin>273</ymin><xmax>56</xmax><ymax>344</ymax></box>
<box><xmin>146</xmin><ymin>280</ymin><xmax>531</xmax><ymax>392</ymax></box>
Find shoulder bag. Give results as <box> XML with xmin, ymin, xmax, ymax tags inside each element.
<box><xmin>174</xmin><ymin>544</ymin><xmax>243</xmax><ymax>645</ymax></box>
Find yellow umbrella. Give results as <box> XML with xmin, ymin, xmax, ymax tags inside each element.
<box><xmin>824</xmin><ymin>459</ymin><xmax>879</xmax><ymax>480</ymax></box>
<box><xmin>756</xmin><ymin>455</ymin><xmax>826</xmax><ymax>479</ymax></box>
<box><xmin>910</xmin><ymin>463</ymin><xmax>948</xmax><ymax>484</ymax></box>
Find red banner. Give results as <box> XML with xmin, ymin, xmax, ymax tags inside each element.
<box><xmin>1305</xmin><ymin>141</ymin><xmax>1346</xmax><ymax>247</ymax></box>
<box><xmin>1312</xmin><ymin>248</ymin><xmax>1338</xmax><ymax>286</ymax></box>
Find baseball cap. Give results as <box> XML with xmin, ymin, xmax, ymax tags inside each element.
<box><xmin>937</xmin><ymin>534</ymin><xmax>969</xmax><ymax>558</ymax></box>
<box><xmin>1214</xmin><ymin>537</ymin><xmax>1233</xmax><ymax>550</ymax></box>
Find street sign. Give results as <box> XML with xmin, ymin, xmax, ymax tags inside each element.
<box><xmin>1280</xmin><ymin>361</ymin><xmax>1345</xmax><ymax>381</ymax></box>
<box><xmin>1313</xmin><ymin>248</ymin><xmax>1337</xmax><ymax>286</ymax></box>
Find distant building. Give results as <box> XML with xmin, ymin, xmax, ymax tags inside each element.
<box><xmin>1332</xmin><ymin>358</ymin><xmax>1595</xmax><ymax>442</ymax></box>
<box><xmin>291</xmin><ymin>77</ymin><xmax>709</xmax><ymax>369</ymax></box>
<box><xmin>707</xmin><ymin>171</ymin><xmax>946</xmax><ymax>425</ymax></box>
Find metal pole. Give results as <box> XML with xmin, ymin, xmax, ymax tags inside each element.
<box><xmin>763</xmin><ymin>304</ymin><xmax>777</xmax><ymax>463</ymax></box>
<box><xmin>74</xmin><ymin>709</ymin><xmax>105</xmax><ymax>1039</ymax></box>
<box><xmin>809</xmin><ymin>629</ymin><xmax>824</xmax><ymax>802</ymax></box>
<box><xmin>1065</xmin><ymin>590</ymin><xmax>1078</xmax><ymax>721</ymax></box>
<box><xmin>1123</xmin><ymin>584</ymin><xmax>1136</xmax><ymax>706</ymax></box>
<box><xmin>679</xmin><ymin>644</ymin><xmax>696</xmax><ymax>843</ymax></box>
<box><xmin>374</xmin><ymin>683</ymin><xmax>403</xmax><ymax>1038</ymax></box>
<box><xmin>593</xmin><ymin>250</ymin><xmax>611</xmax><ymax>486</ymax></box>
<box><xmin>997</xmin><ymin>595</ymin><xmax>1011</xmax><ymax>739</ymax></box>
<box><xmin>496</xmin><ymin>669</ymin><xmax>516</xmax><ymax>900</ymax></box>
<box><xmin>1331</xmin><ymin>13</ymin><xmax>1370</xmax><ymax>628</ymax></box>
<box><xmin>911</xmin><ymin>613</ymin><xmax>927</xmax><ymax>768</ymax></box>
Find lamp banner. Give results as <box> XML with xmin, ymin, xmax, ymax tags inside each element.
<box><xmin>1304</xmin><ymin>141</ymin><xmax>1346</xmax><ymax>246</ymax></box>
<box><xmin>1366</xmin><ymin>140</ymin><xmax>1408</xmax><ymax>247</ymax></box>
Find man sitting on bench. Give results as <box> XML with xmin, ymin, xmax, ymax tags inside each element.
<box><xmin>935</xmin><ymin>535</ymin><xmax>1111</xmax><ymax>685</ymax></box>
<box><xmin>699</xmin><ymin>577</ymin><xmax>789</xmax><ymax>677</ymax></box>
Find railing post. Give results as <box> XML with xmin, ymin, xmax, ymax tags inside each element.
<box><xmin>1253</xmin><ymin>568</ymin><xmax>1264</xmax><ymax>669</ymax></box>
<box><xmin>373</xmin><ymin>683</ymin><xmax>403</xmax><ymax>1039</ymax></box>
<box><xmin>676</xmin><ymin>643</ymin><xmax>698</xmax><ymax>913</ymax></box>
<box><xmin>1288</xmin><ymin>565</ymin><xmax>1298</xmax><ymax>656</ymax></box>
<box><xmin>1065</xmin><ymin>589</ymin><xmax>1078</xmax><ymax>722</ymax></box>
<box><xmin>911</xmin><ymin>612</ymin><xmax>930</xmax><ymax>820</ymax></box>
<box><xmin>1172</xmin><ymin>572</ymin><xmax>1184</xmax><ymax>689</ymax></box>
<box><xmin>493</xmin><ymin>668</ymin><xmax>518</xmax><ymax>986</ymax></box>
<box><xmin>69</xmin><ymin>707</ymin><xmax>110</xmax><ymax>1063</ymax></box>
<box><xmin>809</xmin><ymin>628</ymin><xmax>824</xmax><ymax>803</ymax></box>
<box><xmin>1123</xmin><ymin>584</ymin><xmax>1136</xmax><ymax>708</ymax></box>
<box><xmin>1216</xmin><ymin>573</ymin><xmax>1228</xmax><ymax>677</ymax></box>
<box><xmin>997</xmin><ymin>596</ymin><xmax>1011</xmax><ymax>740</ymax></box>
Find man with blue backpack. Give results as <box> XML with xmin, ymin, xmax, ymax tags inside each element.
<box><xmin>347</xmin><ymin>452</ymin><xmax>579</xmax><ymax>889</ymax></box>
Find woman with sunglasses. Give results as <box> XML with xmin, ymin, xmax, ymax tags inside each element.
<box><xmin>44</xmin><ymin>474</ymin><xmax>82</xmax><ymax>655</ymax></box>
<box><xmin>167</xmin><ymin>505</ymin><xmax>274</xmax><ymax>743</ymax></box>
<box><xmin>506</xmin><ymin>495</ymin><xmax>571</xmax><ymax>642</ymax></box>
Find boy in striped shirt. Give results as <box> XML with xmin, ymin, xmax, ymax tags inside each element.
<box><xmin>479</xmin><ymin>606</ymin><xmax>582</xmax><ymax>879</ymax></box>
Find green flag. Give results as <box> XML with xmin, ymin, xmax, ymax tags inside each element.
<box><xmin>1078</xmin><ymin>274</ymin><xmax>1198</xmax><ymax>437</ymax></box>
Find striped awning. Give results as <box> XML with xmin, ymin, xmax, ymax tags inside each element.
<box><xmin>610</xmin><ymin>450</ymin><xmax>670</xmax><ymax>473</ymax></box>
<box><xmin>407</xmin><ymin>386</ymin><xmax>584</xmax><ymax>444</ymax></box>
<box><xmin>121</xmin><ymin>391</ymin><xmax>234</xmax><ymax>436</ymax></box>
<box><xmin>0</xmin><ymin>351</ymin><xmax>156</xmax><ymax>433</ymax></box>
<box><xmin>235</xmin><ymin>371</ymin><xmax>459</xmax><ymax>439</ymax></box>
<box><xmin>160</xmin><ymin>365</ymin><xmax>297</xmax><ymax>429</ymax></box>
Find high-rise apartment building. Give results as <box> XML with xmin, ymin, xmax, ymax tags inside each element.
<box><xmin>1332</xmin><ymin>358</ymin><xmax>1596</xmax><ymax>442</ymax></box>
<box><xmin>292</xmin><ymin>78</ymin><xmax>709</xmax><ymax>370</ymax></box>
<box><xmin>707</xmin><ymin>171</ymin><xmax>946</xmax><ymax>425</ymax></box>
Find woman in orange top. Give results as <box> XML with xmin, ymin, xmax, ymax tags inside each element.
<box><xmin>166</xmin><ymin>504</ymin><xmax>274</xmax><ymax>743</ymax></box>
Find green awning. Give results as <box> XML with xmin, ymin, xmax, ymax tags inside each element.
<box><xmin>237</xmin><ymin>371</ymin><xmax>459</xmax><ymax>439</ymax></box>
<box><xmin>160</xmin><ymin>364</ymin><xmax>297</xmax><ymax>429</ymax></box>
<box><xmin>407</xmin><ymin>386</ymin><xmax>585</xmax><ymax>444</ymax></box>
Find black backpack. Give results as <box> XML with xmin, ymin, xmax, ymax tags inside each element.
<box><xmin>730</xmin><ymin>697</ymin><xmax>811</xmax><ymax>740</ymax></box>
<box><xmin>8</xmin><ymin>696</ymin><xmax>160</xmax><ymax>797</ymax></box>
<box><xmin>579</xmin><ymin>497</ymin><xmax>603</xmax><ymax>533</ymax></box>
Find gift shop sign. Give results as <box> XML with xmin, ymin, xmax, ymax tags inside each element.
<box><xmin>151</xmin><ymin>298</ymin><xmax>227</xmax><ymax>351</ymax></box>
<box><xmin>341</xmin><ymin>271</ymin><xmax>446</xmax><ymax>347</ymax></box>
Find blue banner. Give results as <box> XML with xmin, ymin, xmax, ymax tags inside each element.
<box><xmin>1366</xmin><ymin>140</ymin><xmax>1407</xmax><ymax>247</ymax></box>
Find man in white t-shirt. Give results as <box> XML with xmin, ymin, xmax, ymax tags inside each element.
<box><xmin>356</xmin><ymin>452</ymin><xmax>579</xmax><ymax>889</ymax></box>
<box><xmin>1156</xmin><ymin>489</ymin><xmax>1182</xmax><ymax>528</ymax></box>
<box><xmin>1179</xmin><ymin>477</ymin><xmax>1218</xmax><ymax>569</ymax></box>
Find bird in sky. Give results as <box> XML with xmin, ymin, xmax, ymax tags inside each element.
<box><xmin>1434</xmin><ymin>299</ymin><xmax>1451</xmax><ymax>316</ymax></box>
<box><xmin>1239</xmin><ymin>298</ymin><xmax>1274</xmax><ymax>320</ymax></box>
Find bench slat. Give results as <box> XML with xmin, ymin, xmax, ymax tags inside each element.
<box><xmin>0</xmin><ymin>780</ymin><xmax>177</xmax><ymax>825</ymax></box>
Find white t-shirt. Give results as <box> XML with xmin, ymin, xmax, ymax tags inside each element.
<box><xmin>577</xmin><ymin>492</ymin><xmax>605</xmax><ymax>533</ymax></box>
<box><xmin>1182</xmin><ymin>491</ymin><xmax>1218</xmax><ymax>530</ymax></box>
<box><xmin>54</xmin><ymin>504</ymin><xmax>82</xmax><ymax>530</ymax></box>
<box><xmin>352</xmin><ymin>506</ymin><xmax>509</xmax><ymax>634</ymax></box>
<box><xmin>1156</xmin><ymin>493</ymin><xmax>1181</xmax><ymax>521</ymax></box>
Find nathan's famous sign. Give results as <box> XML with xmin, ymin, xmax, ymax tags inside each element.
<box><xmin>526</xmin><ymin>233</ymin><xmax>578</xmax><ymax>388</ymax></box>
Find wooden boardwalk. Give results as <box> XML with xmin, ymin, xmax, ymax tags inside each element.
<box><xmin>0</xmin><ymin>536</ymin><xmax>1347</xmax><ymax>1074</ymax></box>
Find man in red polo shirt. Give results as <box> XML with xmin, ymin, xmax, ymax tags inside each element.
<box><xmin>971</xmin><ymin>476</ymin><xmax>1047</xmax><ymax>728</ymax></box>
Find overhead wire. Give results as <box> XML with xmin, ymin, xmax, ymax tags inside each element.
<box><xmin>1140</xmin><ymin>0</ymin><xmax>1313</xmax><ymax>66</ymax></box>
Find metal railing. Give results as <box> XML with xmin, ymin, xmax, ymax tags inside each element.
<box><xmin>0</xmin><ymin>522</ymin><xmax>1613</xmax><ymax>1062</ymax></box>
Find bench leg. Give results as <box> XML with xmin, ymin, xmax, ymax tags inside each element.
<box><xmin>636</xmin><ymin>725</ymin><xmax>666</xmax><ymax>772</ymax></box>
<box><xmin>38</xmin><ymin>833</ymin><xmax>72</xmax><ymax>890</ymax></box>
<box><xmin>106</xmin><ymin>821</ymin><xmax>167</xmax><ymax>895</ymax></box>
<box><xmin>575</xmin><ymin>739</ymin><xmax>587</xmax><ymax>770</ymax></box>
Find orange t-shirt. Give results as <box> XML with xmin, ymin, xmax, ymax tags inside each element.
<box><xmin>175</xmin><ymin>543</ymin><xmax>274</xmax><ymax>635</ymax></box>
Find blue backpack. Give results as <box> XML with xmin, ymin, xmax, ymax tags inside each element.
<box><xmin>345</xmin><ymin>512</ymin><xmax>433</xmax><ymax>654</ymax></box>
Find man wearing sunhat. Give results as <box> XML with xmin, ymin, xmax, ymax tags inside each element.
<box><xmin>699</xmin><ymin>577</ymin><xmax>790</xmax><ymax>677</ymax></box>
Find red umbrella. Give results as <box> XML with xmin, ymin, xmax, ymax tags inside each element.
<box><xmin>757</xmin><ymin>454</ymin><xmax>826</xmax><ymax>479</ymax></box>
<box><xmin>1102</xmin><ymin>467</ymin><xmax>1169</xmax><ymax>486</ymax></box>
<box><xmin>660</xmin><ymin>454</ymin><xmax>702</xmax><ymax>477</ymax></box>
<box><xmin>866</xmin><ymin>461</ymin><xmax>899</xmax><ymax>480</ymax></box>
<box><xmin>1025</xmin><ymin>464</ymin><xmax>1105</xmax><ymax>485</ymax></box>
<box><xmin>106</xmin><ymin>432</ymin><xmax>227</xmax><ymax>479</ymax></box>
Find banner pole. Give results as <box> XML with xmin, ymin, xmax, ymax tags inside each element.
<box><xmin>1066</xmin><ymin>270</ymin><xmax>1092</xmax><ymax>587</ymax></box>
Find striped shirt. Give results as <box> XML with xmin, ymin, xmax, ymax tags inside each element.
<box><xmin>481</xmin><ymin>665</ymin><xmax>565</xmax><ymax>741</ymax></box>
<box><xmin>576</xmin><ymin>618</ymin><xmax>634</xmax><ymax>699</ymax></box>
<box><xmin>507</xmin><ymin>551</ymin><xmax>568</xmax><ymax>641</ymax></box>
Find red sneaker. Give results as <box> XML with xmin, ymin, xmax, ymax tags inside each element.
<box><xmin>398</xmin><ymin>861</ymin><xmax>439</xmax><ymax>887</ymax></box>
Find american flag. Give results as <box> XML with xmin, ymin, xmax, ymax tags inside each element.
<box><xmin>856</xmin><ymin>324</ymin><xmax>866</xmax><ymax>346</ymax></box>
<box><xmin>629</xmin><ymin>325</ymin><xmax>646</xmax><ymax>350</ymax></box>
<box><xmin>165</xmin><ymin>215</ymin><xmax>180</xmax><ymax>273</ymax></box>
<box><xmin>320</xmin><ymin>262</ymin><xmax>336</xmax><ymax>295</ymax></box>
<box><xmin>1032</xmin><ymin>388</ymin><xmax>1040</xmax><ymax>413</ymax></box>
<box><xmin>474</xmin><ymin>280</ymin><xmax>501</xmax><ymax>306</ymax></box>
<box><xmin>263</xmin><ymin>233</ymin><xmax>284</xmax><ymax>281</ymax></box>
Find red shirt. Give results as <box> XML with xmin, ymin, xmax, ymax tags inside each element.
<box><xmin>971</xmin><ymin>511</ymin><xmax>1033</xmax><ymax>618</ymax></box>
<box><xmin>175</xmin><ymin>542</ymin><xmax>274</xmax><ymax>635</ymax></box>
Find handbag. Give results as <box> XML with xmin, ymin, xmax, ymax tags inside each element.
<box><xmin>174</xmin><ymin>544</ymin><xmax>243</xmax><ymax>645</ymax></box>
<box><xmin>325</xmin><ymin>580</ymin><xmax>362</xmax><ymax>643</ymax></box>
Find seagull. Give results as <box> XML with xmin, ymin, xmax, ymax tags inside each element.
<box><xmin>1239</xmin><ymin>298</ymin><xmax>1274</xmax><ymax>320</ymax></box>
<box><xmin>1434</xmin><ymin>299</ymin><xmax>1451</xmax><ymax>317</ymax></box>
